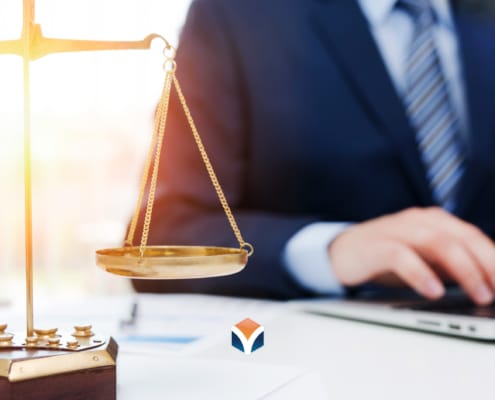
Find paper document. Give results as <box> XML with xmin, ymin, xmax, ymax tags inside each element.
<box><xmin>117</xmin><ymin>294</ymin><xmax>281</xmax><ymax>354</ymax></box>
<box><xmin>118</xmin><ymin>354</ymin><xmax>325</xmax><ymax>400</ymax></box>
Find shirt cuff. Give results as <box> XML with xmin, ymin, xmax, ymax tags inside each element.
<box><xmin>283</xmin><ymin>222</ymin><xmax>350</xmax><ymax>295</ymax></box>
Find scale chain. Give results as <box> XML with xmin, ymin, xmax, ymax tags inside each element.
<box><xmin>138</xmin><ymin>71</ymin><xmax>173</xmax><ymax>257</ymax></box>
<box><xmin>125</xmin><ymin>76</ymin><xmax>167</xmax><ymax>248</ymax></box>
<box><xmin>126</xmin><ymin>51</ymin><xmax>253</xmax><ymax>257</ymax></box>
<box><xmin>172</xmin><ymin>75</ymin><xmax>251</xmax><ymax>254</ymax></box>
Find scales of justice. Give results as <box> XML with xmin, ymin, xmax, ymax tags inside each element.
<box><xmin>0</xmin><ymin>1</ymin><xmax>253</xmax><ymax>398</ymax></box>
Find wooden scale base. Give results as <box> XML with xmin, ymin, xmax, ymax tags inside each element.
<box><xmin>0</xmin><ymin>326</ymin><xmax>117</xmax><ymax>400</ymax></box>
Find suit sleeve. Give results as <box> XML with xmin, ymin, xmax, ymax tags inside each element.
<box><xmin>132</xmin><ymin>0</ymin><xmax>319</xmax><ymax>299</ymax></box>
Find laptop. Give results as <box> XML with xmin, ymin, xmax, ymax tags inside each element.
<box><xmin>295</xmin><ymin>289</ymin><xmax>495</xmax><ymax>341</ymax></box>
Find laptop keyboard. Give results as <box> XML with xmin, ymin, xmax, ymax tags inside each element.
<box><xmin>396</xmin><ymin>298</ymin><xmax>495</xmax><ymax>319</ymax></box>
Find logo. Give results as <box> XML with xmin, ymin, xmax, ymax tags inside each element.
<box><xmin>231</xmin><ymin>318</ymin><xmax>264</xmax><ymax>354</ymax></box>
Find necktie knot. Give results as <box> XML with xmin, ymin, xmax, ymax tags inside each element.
<box><xmin>397</xmin><ymin>0</ymin><xmax>435</xmax><ymax>24</ymax></box>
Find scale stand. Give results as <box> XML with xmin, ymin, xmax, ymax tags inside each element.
<box><xmin>0</xmin><ymin>1</ymin><xmax>253</xmax><ymax>398</ymax></box>
<box><xmin>0</xmin><ymin>1</ymin><xmax>171</xmax><ymax>399</ymax></box>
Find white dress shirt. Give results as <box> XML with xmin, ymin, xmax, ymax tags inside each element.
<box><xmin>283</xmin><ymin>0</ymin><xmax>467</xmax><ymax>295</ymax></box>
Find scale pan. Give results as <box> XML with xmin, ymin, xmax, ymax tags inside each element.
<box><xmin>96</xmin><ymin>245</ymin><xmax>248</xmax><ymax>279</ymax></box>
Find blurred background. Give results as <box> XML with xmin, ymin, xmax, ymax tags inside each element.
<box><xmin>0</xmin><ymin>0</ymin><xmax>192</xmax><ymax>303</ymax></box>
<box><xmin>460</xmin><ymin>0</ymin><xmax>495</xmax><ymax>13</ymax></box>
<box><xmin>0</xmin><ymin>0</ymin><xmax>493</xmax><ymax>306</ymax></box>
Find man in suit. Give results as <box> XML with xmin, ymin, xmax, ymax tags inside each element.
<box><xmin>133</xmin><ymin>0</ymin><xmax>495</xmax><ymax>303</ymax></box>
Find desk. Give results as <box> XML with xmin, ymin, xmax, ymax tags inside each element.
<box><xmin>200</xmin><ymin>308</ymin><xmax>495</xmax><ymax>399</ymax></box>
<box><xmin>3</xmin><ymin>294</ymin><xmax>494</xmax><ymax>399</ymax></box>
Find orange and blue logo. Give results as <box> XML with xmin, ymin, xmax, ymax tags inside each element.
<box><xmin>231</xmin><ymin>318</ymin><xmax>264</xmax><ymax>354</ymax></box>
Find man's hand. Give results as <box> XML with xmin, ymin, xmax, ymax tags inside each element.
<box><xmin>329</xmin><ymin>207</ymin><xmax>495</xmax><ymax>305</ymax></box>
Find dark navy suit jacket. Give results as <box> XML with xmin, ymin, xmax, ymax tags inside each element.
<box><xmin>132</xmin><ymin>0</ymin><xmax>495</xmax><ymax>299</ymax></box>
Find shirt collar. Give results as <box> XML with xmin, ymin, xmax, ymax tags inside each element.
<box><xmin>358</xmin><ymin>0</ymin><xmax>396</xmax><ymax>26</ymax></box>
<box><xmin>358</xmin><ymin>0</ymin><xmax>455</xmax><ymax>30</ymax></box>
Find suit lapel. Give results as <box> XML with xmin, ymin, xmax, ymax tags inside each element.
<box><xmin>311</xmin><ymin>0</ymin><xmax>433</xmax><ymax>206</ymax></box>
<box><xmin>454</xmin><ymin>14</ymin><xmax>495</xmax><ymax>215</ymax></box>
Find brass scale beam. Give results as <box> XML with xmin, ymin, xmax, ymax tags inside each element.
<box><xmin>0</xmin><ymin>0</ymin><xmax>166</xmax><ymax>337</ymax></box>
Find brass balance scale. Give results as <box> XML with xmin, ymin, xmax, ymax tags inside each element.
<box><xmin>0</xmin><ymin>1</ymin><xmax>253</xmax><ymax>398</ymax></box>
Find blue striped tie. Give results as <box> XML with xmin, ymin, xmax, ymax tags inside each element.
<box><xmin>399</xmin><ymin>0</ymin><xmax>465</xmax><ymax>211</ymax></box>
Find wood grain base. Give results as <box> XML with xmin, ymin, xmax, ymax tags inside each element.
<box><xmin>0</xmin><ymin>364</ymin><xmax>116</xmax><ymax>400</ymax></box>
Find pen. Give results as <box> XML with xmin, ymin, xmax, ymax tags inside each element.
<box><xmin>120</xmin><ymin>301</ymin><xmax>138</xmax><ymax>329</ymax></box>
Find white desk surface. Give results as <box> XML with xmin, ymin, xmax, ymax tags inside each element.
<box><xmin>3</xmin><ymin>294</ymin><xmax>494</xmax><ymax>399</ymax></box>
<box><xmin>200</xmin><ymin>309</ymin><xmax>495</xmax><ymax>400</ymax></box>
